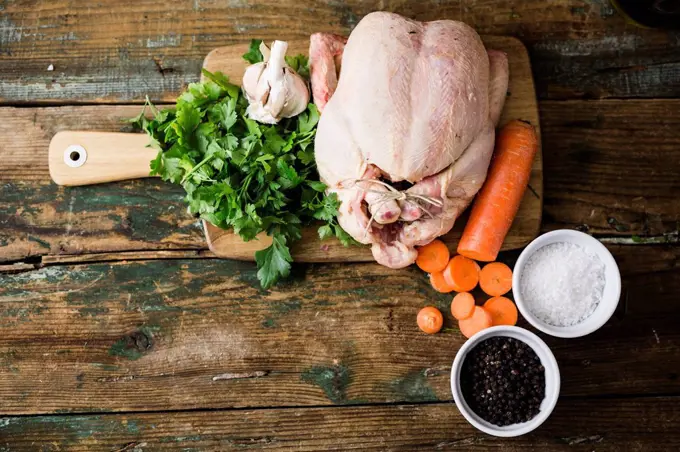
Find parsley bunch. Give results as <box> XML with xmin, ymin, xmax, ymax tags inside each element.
<box><xmin>130</xmin><ymin>43</ymin><xmax>353</xmax><ymax>288</ymax></box>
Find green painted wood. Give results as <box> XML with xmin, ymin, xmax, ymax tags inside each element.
<box><xmin>1</xmin><ymin>398</ymin><xmax>679</xmax><ymax>450</ymax></box>
<box><xmin>0</xmin><ymin>244</ymin><xmax>678</xmax><ymax>414</ymax></box>
<box><xmin>0</xmin><ymin>179</ymin><xmax>205</xmax><ymax>262</ymax></box>
<box><xmin>0</xmin><ymin>105</ymin><xmax>206</xmax><ymax>262</ymax></box>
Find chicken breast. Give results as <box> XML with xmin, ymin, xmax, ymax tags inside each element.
<box><xmin>312</xmin><ymin>12</ymin><xmax>509</xmax><ymax>268</ymax></box>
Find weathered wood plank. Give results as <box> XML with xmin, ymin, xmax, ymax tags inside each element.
<box><xmin>0</xmin><ymin>244</ymin><xmax>678</xmax><ymax>414</ymax></box>
<box><xmin>0</xmin><ymin>0</ymin><xmax>678</xmax><ymax>103</ymax></box>
<box><xmin>40</xmin><ymin>249</ymin><xmax>215</xmax><ymax>265</ymax></box>
<box><xmin>1</xmin><ymin>397</ymin><xmax>679</xmax><ymax>451</ymax></box>
<box><xmin>0</xmin><ymin>104</ymin><xmax>205</xmax><ymax>261</ymax></box>
<box><xmin>0</xmin><ymin>105</ymin><xmax>159</xmax><ymax>182</ymax></box>
<box><xmin>532</xmin><ymin>32</ymin><xmax>680</xmax><ymax>100</ymax></box>
<box><xmin>541</xmin><ymin>99</ymin><xmax>680</xmax><ymax>236</ymax></box>
<box><xmin>2</xmin><ymin>99</ymin><xmax>678</xmax><ymax>262</ymax></box>
<box><xmin>0</xmin><ymin>262</ymin><xmax>37</xmax><ymax>273</ymax></box>
<box><xmin>0</xmin><ymin>179</ymin><xmax>206</xmax><ymax>262</ymax></box>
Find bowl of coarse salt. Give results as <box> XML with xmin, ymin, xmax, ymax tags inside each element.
<box><xmin>512</xmin><ymin>229</ymin><xmax>621</xmax><ymax>338</ymax></box>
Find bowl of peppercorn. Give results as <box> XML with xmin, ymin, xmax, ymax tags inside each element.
<box><xmin>450</xmin><ymin>326</ymin><xmax>560</xmax><ymax>437</ymax></box>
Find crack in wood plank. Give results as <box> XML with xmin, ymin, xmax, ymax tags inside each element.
<box><xmin>212</xmin><ymin>371</ymin><xmax>269</xmax><ymax>381</ymax></box>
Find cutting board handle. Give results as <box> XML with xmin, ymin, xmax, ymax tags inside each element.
<box><xmin>48</xmin><ymin>131</ymin><xmax>158</xmax><ymax>186</ymax></box>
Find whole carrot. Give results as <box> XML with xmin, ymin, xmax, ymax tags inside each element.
<box><xmin>458</xmin><ymin>120</ymin><xmax>538</xmax><ymax>262</ymax></box>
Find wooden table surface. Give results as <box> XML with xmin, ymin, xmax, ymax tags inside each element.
<box><xmin>1</xmin><ymin>1</ymin><xmax>679</xmax><ymax>450</ymax></box>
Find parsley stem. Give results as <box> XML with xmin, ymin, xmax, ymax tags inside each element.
<box><xmin>239</xmin><ymin>172</ymin><xmax>255</xmax><ymax>201</ymax></box>
<box><xmin>181</xmin><ymin>154</ymin><xmax>214</xmax><ymax>184</ymax></box>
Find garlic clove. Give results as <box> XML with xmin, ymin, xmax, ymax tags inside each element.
<box><xmin>259</xmin><ymin>41</ymin><xmax>270</xmax><ymax>61</ymax></box>
<box><xmin>267</xmin><ymin>78</ymin><xmax>288</xmax><ymax>119</ymax></box>
<box><xmin>241</xmin><ymin>40</ymin><xmax>310</xmax><ymax>124</ymax></box>
<box><xmin>281</xmin><ymin>70</ymin><xmax>310</xmax><ymax>118</ymax></box>
<box><xmin>242</xmin><ymin>62</ymin><xmax>266</xmax><ymax>104</ymax></box>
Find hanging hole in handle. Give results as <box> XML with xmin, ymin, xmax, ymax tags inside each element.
<box><xmin>64</xmin><ymin>145</ymin><xmax>87</xmax><ymax>168</ymax></box>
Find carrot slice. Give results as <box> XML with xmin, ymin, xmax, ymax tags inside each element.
<box><xmin>479</xmin><ymin>262</ymin><xmax>513</xmax><ymax>297</ymax></box>
<box><xmin>458</xmin><ymin>306</ymin><xmax>493</xmax><ymax>339</ymax></box>
<box><xmin>443</xmin><ymin>255</ymin><xmax>480</xmax><ymax>292</ymax></box>
<box><xmin>416</xmin><ymin>239</ymin><xmax>450</xmax><ymax>273</ymax></box>
<box><xmin>458</xmin><ymin>120</ymin><xmax>539</xmax><ymax>262</ymax></box>
<box><xmin>483</xmin><ymin>296</ymin><xmax>518</xmax><ymax>326</ymax></box>
<box><xmin>451</xmin><ymin>292</ymin><xmax>475</xmax><ymax>320</ymax></box>
<box><xmin>430</xmin><ymin>271</ymin><xmax>455</xmax><ymax>293</ymax></box>
<box><xmin>417</xmin><ymin>306</ymin><xmax>444</xmax><ymax>334</ymax></box>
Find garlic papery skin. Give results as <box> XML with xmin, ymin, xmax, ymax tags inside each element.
<box><xmin>242</xmin><ymin>40</ymin><xmax>310</xmax><ymax>124</ymax></box>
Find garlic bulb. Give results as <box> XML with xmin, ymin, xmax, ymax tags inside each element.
<box><xmin>242</xmin><ymin>40</ymin><xmax>310</xmax><ymax>124</ymax></box>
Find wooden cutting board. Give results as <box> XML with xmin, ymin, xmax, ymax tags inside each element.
<box><xmin>48</xmin><ymin>36</ymin><xmax>541</xmax><ymax>262</ymax></box>
<box><xmin>200</xmin><ymin>36</ymin><xmax>543</xmax><ymax>261</ymax></box>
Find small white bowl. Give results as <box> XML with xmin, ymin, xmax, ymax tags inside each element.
<box><xmin>451</xmin><ymin>326</ymin><xmax>560</xmax><ymax>437</ymax></box>
<box><xmin>512</xmin><ymin>229</ymin><xmax>621</xmax><ymax>338</ymax></box>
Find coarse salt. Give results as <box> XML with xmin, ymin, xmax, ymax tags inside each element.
<box><xmin>519</xmin><ymin>241</ymin><xmax>605</xmax><ymax>327</ymax></box>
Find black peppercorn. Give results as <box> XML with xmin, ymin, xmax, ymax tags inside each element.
<box><xmin>460</xmin><ymin>336</ymin><xmax>546</xmax><ymax>426</ymax></box>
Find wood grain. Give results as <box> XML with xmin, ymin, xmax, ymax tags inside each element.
<box><xmin>0</xmin><ymin>179</ymin><xmax>205</xmax><ymax>262</ymax></box>
<box><xmin>2</xmin><ymin>99</ymin><xmax>677</xmax><ymax>263</ymax></box>
<box><xmin>1</xmin><ymin>0</ymin><xmax>679</xmax><ymax>448</ymax></box>
<box><xmin>541</xmin><ymin>99</ymin><xmax>680</xmax><ymax>236</ymax></box>
<box><xmin>0</xmin><ymin>105</ymin><xmax>204</xmax><ymax>262</ymax></box>
<box><xmin>532</xmin><ymin>32</ymin><xmax>680</xmax><ymax>100</ymax></box>
<box><xmin>48</xmin><ymin>131</ymin><xmax>157</xmax><ymax>186</ymax></box>
<box><xmin>0</xmin><ymin>105</ymin><xmax>159</xmax><ymax>182</ymax></box>
<box><xmin>1</xmin><ymin>398</ymin><xmax>679</xmax><ymax>451</ymax></box>
<box><xmin>0</xmin><ymin>245</ymin><xmax>678</xmax><ymax>414</ymax></box>
<box><xmin>201</xmin><ymin>36</ymin><xmax>543</xmax><ymax>260</ymax></box>
<box><xmin>40</xmin><ymin>249</ymin><xmax>215</xmax><ymax>265</ymax></box>
<box><xmin>0</xmin><ymin>0</ymin><xmax>678</xmax><ymax>103</ymax></box>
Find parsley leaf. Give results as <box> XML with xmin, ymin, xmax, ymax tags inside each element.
<box><xmin>130</xmin><ymin>57</ymin><xmax>354</xmax><ymax>289</ymax></box>
<box><xmin>255</xmin><ymin>234</ymin><xmax>293</xmax><ymax>289</ymax></box>
<box><xmin>211</xmin><ymin>98</ymin><xmax>238</xmax><ymax>131</ymax></box>
<box><xmin>263</xmin><ymin>127</ymin><xmax>287</xmax><ymax>154</ymax></box>
<box><xmin>150</xmin><ymin>150</ymin><xmax>163</xmax><ymax>176</ymax></box>
<box><xmin>174</xmin><ymin>103</ymin><xmax>201</xmax><ymax>146</ymax></box>
<box><xmin>297</xmin><ymin>104</ymin><xmax>320</xmax><ymax>134</ymax></box>
<box><xmin>318</xmin><ymin>224</ymin><xmax>334</xmax><ymax>240</ymax></box>
<box><xmin>313</xmin><ymin>192</ymin><xmax>342</xmax><ymax>222</ymax></box>
<box><xmin>277</xmin><ymin>160</ymin><xmax>304</xmax><ymax>189</ymax></box>
<box><xmin>307</xmin><ymin>180</ymin><xmax>327</xmax><ymax>192</ymax></box>
<box><xmin>202</xmin><ymin>69</ymin><xmax>240</xmax><ymax>99</ymax></box>
<box><xmin>297</xmin><ymin>148</ymin><xmax>315</xmax><ymax>166</ymax></box>
<box><xmin>242</xmin><ymin>39</ymin><xmax>264</xmax><ymax>64</ymax></box>
<box><xmin>333</xmin><ymin>223</ymin><xmax>357</xmax><ymax>246</ymax></box>
<box><xmin>285</xmin><ymin>54</ymin><xmax>310</xmax><ymax>79</ymax></box>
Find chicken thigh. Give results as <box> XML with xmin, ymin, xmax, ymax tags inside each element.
<box><xmin>312</xmin><ymin>12</ymin><xmax>509</xmax><ymax>268</ymax></box>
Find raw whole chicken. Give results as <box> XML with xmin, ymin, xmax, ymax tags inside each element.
<box><xmin>311</xmin><ymin>12</ymin><xmax>509</xmax><ymax>268</ymax></box>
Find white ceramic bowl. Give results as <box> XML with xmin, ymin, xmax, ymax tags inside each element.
<box><xmin>512</xmin><ymin>229</ymin><xmax>621</xmax><ymax>338</ymax></box>
<box><xmin>450</xmin><ymin>326</ymin><xmax>560</xmax><ymax>437</ymax></box>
